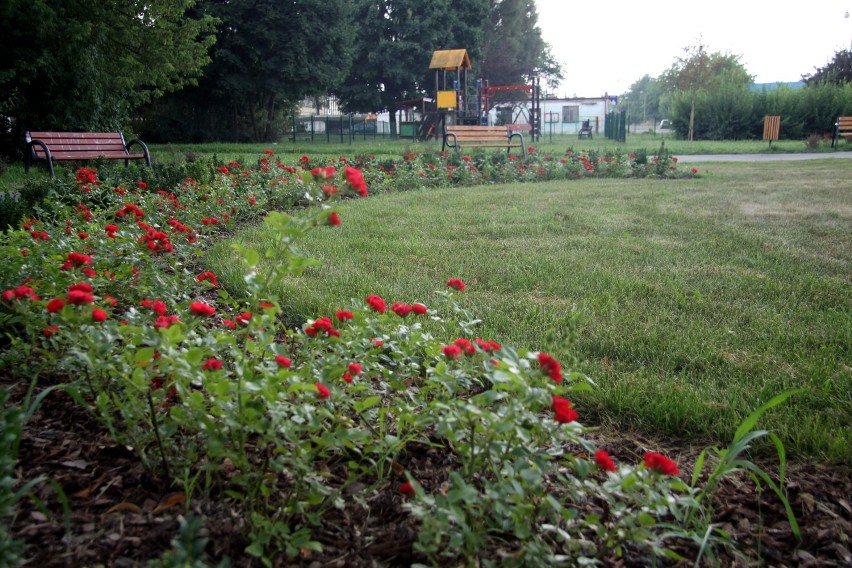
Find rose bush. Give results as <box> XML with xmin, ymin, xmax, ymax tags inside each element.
<box><xmin>0</xmin><ymin>149</ymin><xmax>797</xmax><ymax>568</ymax></box>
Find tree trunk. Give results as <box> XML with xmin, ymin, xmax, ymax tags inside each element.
<box><xmin>688</xmin><ymin>90</ymin><xmax>696</xmax><ymax>142</ymax></box>
<box><xmin>388</xmin><ymin>103</ymin><xmax>398</xmax><ymax>139</ymax></box>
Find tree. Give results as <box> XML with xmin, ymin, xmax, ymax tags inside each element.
<box><xmin>137</xmin><ymin>0</ymin><xmax>354</xmax><ymax>142</ymax></box>
<box><xmin>0</xmin><ymin>0</ymin><xmax>217</xmax><ymax>155</ymax></box>
<box><xmin>622</xmin><ymin>75</ymin><xmax>663</xmax><ymax>130</ymax></box>
<box><xmin>480</xmin><ymin>0</ymin><xmax>563</xmax><ymax>91</ymax></box>
<box><xmin>337</xmin><ymin>0</ymin><xmax>489</xmax><ymax>137</ymax></box>
<box><xmin>803</xmin><ymin>50</ymin><xmax>852</xmax><ymax>85</ymax></box>
<box><xmin>660</xmin><ymin>42</ymin><xmax>752</xmax><ymax>141</ymax></box>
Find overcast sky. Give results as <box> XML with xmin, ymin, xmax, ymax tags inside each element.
<box><xmin>536</xmin><ymin>0</ymin><xmax>852</xmax><ymax>97</ymax></box>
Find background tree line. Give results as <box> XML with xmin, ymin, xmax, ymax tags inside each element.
<box><xmin>0</xmin><ymin>0</ymin><xmax>560</xmax><ymax>152</ymax></box>
<box><xmin>620</xmin><ymin>44</ymin><xmax>852</xmax><ymax>141</ymax></box>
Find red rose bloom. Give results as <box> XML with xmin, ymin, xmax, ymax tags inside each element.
<box><xmin>68</xmin><ymin>290</ymin><xmax>95</xmax><ymax>305</ymax></box>
<box><xmin>189</xmin><ymin>301</ymin><xmax>216</xmax><ymax>316</ymax></box>
<box><xmin>91</xmin><ymin>308</ymin><xmax>108</xmax><ymax>322</ymax></box>
<box><xmin>594</xmin><ymin>450</ymin><xmax>616</xmax><ymax>472</ymax></box>
<box><xmin>441</xmin><ymin>345</ymin><xmax>462</xmax><ymax>359</ymax></box>
<box><xmin>365</xmin><ymin>295</ymin><xmax>386</xmax><ymax>314</ymax></box>
<box><xmin>551</xmin><ymin>395</ymin><xmax>579</xmax><ymax>423</ymax></box>
<box><xmin>538</xmin><ymin>352</ymin><xmax>563</xmax><ymax>384</ymax></box>
<box><xmin>197</xmin><ymin>271</ymin><xmax>219</xmax><ymax>287</ymax></box>
<box><xmin>154</xmin><ymin>315</ymin><xmax>181</xmax><ymax>329</ymax></box>
<box><xmin>275</xmin><ymin>355</ymin><xmax>292</xmax><ymax>368</ymax></box>
<box><xmin>68</xmin><ymin>282</ymin><xmax>93</xmax><ymax>293</ymax></box>
<box><xmin>344</xmin><ymin>166</ymin><xmax>368</xmax><ymax>197</ymax></box>
<box><xmin>315</xmin><ymin>382</ymin><xmax>331</xmax><ymax>399</ymax></box>
<box><xmin>412</xmin><ymin>303</ymin><xmax>428</xmax><ymax>315</ymax></box>
<box><xmin>454</xmin><ymin>338</ymin><xmax>476</xmax><ymax>356</ymax></box>
<box><xmin>335</xmin><ymin>310</ymin><xmax>353</xmax><ymax>321</ymax></box>
<box><xmin>390</xmin><ymin>302</ymin><xmax>412</xmax><ymax>317</ymax></box>
<box><xmin>446</xmin><ymin>278</ymin><xmax>466</xmax><ymax>292</ymax></box>
<box><xmin>202</xmin><ymin>358</ymin><xmax>223</xmax><ymax>371</ymax></box>
<box><xmin>347</xmin><ymin>363</ymin><xmax>362</xmax><ymax>375</ymax></box>
<box><xmin>47</xmin><ymin>298</ymin><xmax>65</xmax><ymax>313</ymax></box>
<box><xmin>644</xmin><ymin>452</ymin><xmax>680</xmax><ymax>476</ymax></box>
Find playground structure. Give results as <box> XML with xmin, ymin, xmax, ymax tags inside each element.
<box><xmin>419</xmin><ymin>49</ymin><xmax>542</xmax><ymax>142</ymax></box>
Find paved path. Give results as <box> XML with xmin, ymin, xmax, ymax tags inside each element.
<box><xmin>674</xmin><ymin>151</ymin><xmax>852</xmax><ymax>162</ymax></box>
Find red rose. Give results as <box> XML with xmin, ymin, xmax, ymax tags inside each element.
<box><xmin>275</xmin><ymin>355</ymin><xmax>292</xmax><ymax>368</ymax></box>
<box><xmin>538</xmin><ymin>352</ymin><xmax>563</xmax><ymax>384</ymax></box>
<box><xmin>441</xmin><ymin>345</ymin><xmax>462</xmax><ymax>360</ymax></box>
<box><xmin>390</xmin><ymin>302</ymin><xmax>412</xmax><ymax>317</ymax></box>
<box><xmin>47</xmin><ymin>298</ymin><xmax>65</xmax><ymax>313</ymax></box>
<box><xmin>594</xmin><ymin>450</ymin><xmax>616</xmax><ymax>472</ymax></box>
<box><xmin>644</xmin><ymin>452</ymin><xmax>680</xmax><ymax>476</ymax></box>
<box><xmin>411</xmin><ymin>303</ymin><xmax>428</xmax><ymax>315</ymax></box>
<box><xmin>315</xmin><ymin>382</ymin><xmax>331</xmax><ymax>399</ymax></box>
<box><xmin>446</xmin><ymin>278</ymin><xmax>466</xmax><ymax>291</ymax></box>
<box><xmin>551</xmin><ymin>395</ymin><xmax>579</xmax><ymax>423</ymax></box>
<box><xmin>189</xmin><ymin>302</ymin><xmax>216</xmax><ymax>316</ymax></box>
<box><xmin>91</xmin><ymin>308</ymin><xmax>108</xmax><ymax>322</ymax></box>
<box><xmin>335</xmin><ymin>310</ymin><xmax>353</xmax><ymax>321</ymax></box>
<box><xmin>201</xmin><ymin>358</ymin><xmax>223</xmax><ymax>371</ymax></box>
<box><xmin>365</xmin><ymin>295</ymin><xmax>386</xmax><ymax>314</ymax></box>
<box><xmin>68</xmin><ymin>290</ymin><xmax>94</xmax><ymax>305</ymax></box>
<box><xmin>454</xmin><ymin>338</ymin><xmax>476</xmax><ymax>356</ymax></box>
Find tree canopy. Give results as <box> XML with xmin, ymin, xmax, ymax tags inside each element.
<box><xmin>659</xmin><ymin>42</ymin><xmax>752</xmax><ymax>141</ymax></box>
<box><xmin>139</xmin><ymin>0</ymin><xmax>354</xmax><ymax>142</ymax></box>
<box><xmin>480</xmin><ymin>0</ymin><xmax>563</xmax><ymax>91</ymax></box>
<box><xmin>0</xmin><ymin>0</ymin><xmax>216</xmax><ymax>153</ymax></box>
<box><xmin>336</xmin><ymin>0</ymin><xmax>489</xmax><ymax>136</ymax></box>
<box><xmin>803</xmin><ymin>49</ymin><xmax>852</xmax><ymax>85</ymax></box>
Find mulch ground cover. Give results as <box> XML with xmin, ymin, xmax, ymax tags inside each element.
<box><xmin>7</xmin><ymin>379</ymin><xmax>851</xmax><ymax>567</ymax></box>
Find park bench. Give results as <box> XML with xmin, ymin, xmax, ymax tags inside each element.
<box><xmin>25</xmin><ymin>131</ymin><xmax>151</xmax><ymax>177</ymax></box>
<box><xmin>831</xmin><ymin>116</ymin><xmax>852</xmax><ymax>149</ymax></box>
<box><xmin>442</xmin><ymin>125</ymin><xmax>527</xmax><ymax>160</ymax></box>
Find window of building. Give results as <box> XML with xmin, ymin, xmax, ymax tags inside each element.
<box><xmin>562</xmin><ymin>105</ymin><xmax>579</xmax><ymax>123</ymax></box>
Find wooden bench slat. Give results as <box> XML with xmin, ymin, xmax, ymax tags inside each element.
<box><xmin>832</xmin><ymin>116</ymin><xmax>852</xmax><ymax>149</ymax></box>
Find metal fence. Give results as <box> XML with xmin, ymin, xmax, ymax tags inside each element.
<box><xmin>291</xmin><ymin>115</ymin><xmax>394</xmax><ymax>143</ymax></box>
<box><xmin>604</xmin><ymin>110</ymin><xmax>627</xmax><ymax>143</ymax></box>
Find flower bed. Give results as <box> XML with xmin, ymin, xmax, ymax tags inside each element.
<box><xmin>1</xmin><ymin>148</ymin><xmax>795</xmax><ymax>566</ymax></box>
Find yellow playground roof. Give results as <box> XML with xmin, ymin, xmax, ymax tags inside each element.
<box><xmin>429</xmin><ymin>49</ymin><xmax>471</xmax><ymax>71</ymax></box>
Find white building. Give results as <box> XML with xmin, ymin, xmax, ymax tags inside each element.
<box><xmin>494</xmin><ymin>95</ymin><xmax>618</xmax><ymax>136</ymax></box>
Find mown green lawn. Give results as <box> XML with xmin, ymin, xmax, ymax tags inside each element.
<box><xmin>210</xmin><ymin>158</ymin><xmax>852</xmax><ymax>463</ymax></box>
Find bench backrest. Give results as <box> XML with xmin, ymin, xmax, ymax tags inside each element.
<box><xmin>446</xmin><ymin>125</ymin><xmax>509</xmax><ymax>142</ymax></box>
<box><xmin>836</xmin><ymin>117</ymin><xmax>852</xmax><ymax>132</ymax></box>
<box><xmin>26</xmin><ymin>131</ymin><xmax>130</xmax><ymax>159</ymax></box>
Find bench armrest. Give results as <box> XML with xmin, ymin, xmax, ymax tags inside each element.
<box><xmin>443</xmin><ymin>132</ymin><xmax>458</xmax><ymax>152</ymax></box>
<box><xmin>125</xmin><ymin>138</ymin><xmax>152</xmax><ymax>166</ymax></box>
<box><xmin>25</xmin><ymin>139</ymin><xmax>54</xmax><ymax>176</ymax></box>
<box><xmin>509</xmin><ymin>131</ymin><xmax>527</xmax><ymax>160</ymax></box>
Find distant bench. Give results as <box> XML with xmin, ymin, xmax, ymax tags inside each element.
<box><xmin>25</xmin><ymin>131</ymin><xmax>151</xmax><ymax>177</ymax></box>
<box><xmin>442</xmin><ymin>125</ymin><xmax>527</xmax><ymax>160</ymax></box>
<box><xmin>832</xmin><ymin>116</ymin><xmax>852</xmax><ymax>149</ymax></box>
